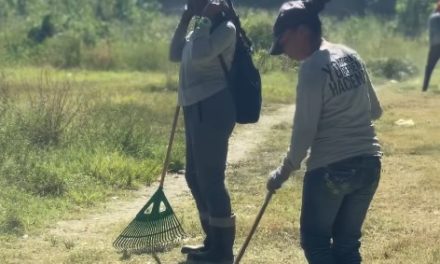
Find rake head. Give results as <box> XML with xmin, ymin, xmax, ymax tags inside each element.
<box><xmin>113</xmin><ymin>187</ymin><xmax>187</xmax><ymax>252</ymax></box>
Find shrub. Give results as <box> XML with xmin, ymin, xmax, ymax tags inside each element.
<box><xmin>17</xmin><ymin>72</ymin><xmax>83</xmax><ymax>147</ymax></box>
<box><xmin>367</xmin><ymin>57</ymin><xmax>418</xmax><ymax>80</ymax></box>
<box><xmin>27</xmin><ymin>15</ymin><xmax>56</xmax><ymax>43</ymax></box>
<box><xmin>27</xmin><ymin>164</ymin><xmax>67</xmax><ymax>197</ymax></box>
<box><xmin>1</xmin><ymin>152</ymin><xmax>66</xmax><ymax>197</ymax></box>
<box><xmin>110</xmin><ymin>39</ymin><xmax>171</xmax><ymax>71</ymax></box>
<box><xmin>241</xmin><ymin>10</ymin><xmax>274</xmax><ymax>51</ymax></box>
<box><xmin>81</xmin><ymin>39</ymin><xmax>115</xmax><ymax>70</ymax></box>
<box><xmin>41</xmin><ymin>34</ymin><xmax>82</xmax><ymax>68</ymax></box>
<box><xmin>0</xmin><ymin>208</ymin><xmax>25</xmax><ymax>235</ymax></box>
<box><xmin>323</xmin><ymin>15</ymin><xmax>428</xmax><ymax>69</ymax></box>
<box><xmin>0</xmin><ymin>73</ymin><xmax>11</xmax><ymax>118</ymax></box>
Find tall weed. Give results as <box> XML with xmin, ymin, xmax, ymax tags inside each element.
<box><xmin>0</xmin><ymin>73</ymin><xmax>11</xmax><ymax>118</ymax></box>
<box><xmin>18</xmin><ymin>71</ymin><xmax>83</xmax><ymax>147</ymax></box>
<box><xmin>323</xmin><ymin>16</ymin><xmax>425</xmax><ymax>76</ymax></box>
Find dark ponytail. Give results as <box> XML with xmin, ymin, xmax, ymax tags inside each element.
<box><xmin>300</xmin><ymin>0</ymin><xmax>331</xmax><ymax>42</ymax></box>
<box><xmin>304</xmin><ymin>0</ymin><xmax>331</xmax><ymax>15</ymax></box>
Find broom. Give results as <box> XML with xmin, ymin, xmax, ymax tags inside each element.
<box><xmin>113</xmin><ymin>106</ymin><xmax>187</xmax><ymax>252</ymax></box>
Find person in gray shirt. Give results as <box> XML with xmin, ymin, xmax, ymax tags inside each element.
<box><xmin>266</xmin><ymin>1</ymin><xmax>382</xmax><ymax>263</ymax></box>
<box><xmin>169</xmin><ymin>0</ymin><xmax>236</xmax><ymax>263</ymax></box>
<box><xmin>423</xmin><ymin>1</ymin><xmax>440</xmax><ymax>91</ymax></box>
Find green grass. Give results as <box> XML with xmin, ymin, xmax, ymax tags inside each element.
<box><xmin>229</xmin><ymin>78</ymin><xmax>440</xmax><ymax>263</ymax></box>
<box><xmin>0</xmin><ymin>64</ymin><xmax>298</xmax><ymax>235</ymax></box>
<box><xmin>261</xmin><ymin>70</ymin><xmax>297</xmax><ymax>105</ymax></box>
<box><xmin>1</xmin><ymin>75</ymin><xmax>432</xmax><ymax>264</ymax></box>
<box><xmin>0</xmin><ymin>67</ymin><xmax>185</xmax><ymax>235</ymax></box>
<box><xmin>0</xmin><ymin>7</ymin><xmax>439</xmax><ymax>263</ymax></box>
<box><xmin>0</xmin><ymin>8</ymin><xmax>428</xmax><ymax>76</ymax></box>
<box><xmin>0</xmin><ymin>68</ymin><xmax>439</xmax><ymax>263</ymax></box>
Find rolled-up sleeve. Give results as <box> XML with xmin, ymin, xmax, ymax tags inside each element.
<box><xmin>191</xmin><ymin>18</ymin><xmax>236</xmax><ymax>63</ymax></box>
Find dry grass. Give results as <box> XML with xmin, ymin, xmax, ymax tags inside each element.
<box><xmin>230</xmin><ymin>81</ymin><xmax>440</xmax><ymax>264</ymax></box>
<box><xmin>0</xmin><ymin>78</ymin><xmax>439</xmax><ymax>263</ymax></box>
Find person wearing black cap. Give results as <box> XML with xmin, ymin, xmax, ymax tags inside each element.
<box><xmin>266</xmin><ymin>1</ymin><xmax>383</xmax><ymax>263</ymax></box>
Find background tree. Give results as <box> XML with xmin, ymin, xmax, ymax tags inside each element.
<box><xmin>397</xmin><ymin>0</ymin><xmax>433</xmax><ymax>37</ymax></box>
<box><xmin>368</xmin><ymin>0</ymin><xmax>397</xmax><ymax>16</ymax></box>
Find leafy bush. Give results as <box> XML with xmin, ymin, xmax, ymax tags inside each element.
<box><xmin>1</xmin><ymin>151</ymin><xmax>66</xmax><ymax>197</ymax></box>
<box><xmin>0</xmin><ymin>208</ymin><xmax>25</xmax><ymax>235</ymax></box>
<box><xmin>323</xmin><ymin>15</ymin><xmax>428</xmax><ymax>69</ymax></box>
<box><xmin>27</xmin><ymin>164</ymin><xmax>67</xmax><ymax>196</ymax></box>
<box><xmin>40</xmin><ymin>34</ymin><xmax>82</xmax><ymax>68</ymax></box>
<box><xmin>27</xmin><ymin>15</ymin><xmax>55</xmax><ymax>43</ymax></box>
<box><xmin>109</xmin><ymin>39</ymin><xmax>171</xmax><ymax>71</ymax></box>
<box><xmin>0</xmin><ymin>74</ymin><xmax>11</xmax><ymax>118</ymax></box>
<box><xmin>81</xmin><ymin>39</ymin><xmax>114</xmax><ymax>70</ymax></box>
<box><xmin>0</xmin><ymin>0</ymin><xmax>169</xmax><ymax>70</ymax></box>
<box><xmin>17</xmin><ymin>72</ymin><xmax>83</xmax><ymax>147</ymax></box>
<box><xmin>367</xmin><ymin>57</ymin><xmax>419</xmax><ymax>80</ymax></box>
<box><xmin>241</xmin><ymin>10</ymin><xmax>274</xmax><ymax>51</ymax></box>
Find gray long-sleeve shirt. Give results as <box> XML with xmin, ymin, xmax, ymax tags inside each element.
<box><xmin>177</xmin><ymin>18</ymin><xmax>236</xmax><ymax>106</ymax></box>
<box><xmin>429</xmin><ymin>12</ymin><xmax>440</xmax><ymax>46</ymax></box>
<box><xmin>284</xmin><ymin>41</ymin><xmax>382</xmax><ymax>172</ymax></box>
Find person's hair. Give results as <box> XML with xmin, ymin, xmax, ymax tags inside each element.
<box><xmin>302</xmin><ymin>0</ymin><xmax>331</xmax><ymax>41</ymax></box>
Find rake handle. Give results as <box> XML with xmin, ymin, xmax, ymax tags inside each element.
<box><xmin>234</xmin><ymin>191</ymin><xmax>274</xmax><ymax>264</ymax></box>
<box><xmin>159</xmin><ymin>106</ymin><xmax>180</xmax><ymax>188</ymax></box>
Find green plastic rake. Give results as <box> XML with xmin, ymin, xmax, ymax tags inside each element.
<box><xmin>113</xmin><ymin>106</ymin><xmax>186</xmax><ymax>252</ymax></box>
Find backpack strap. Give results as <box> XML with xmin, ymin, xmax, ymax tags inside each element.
<box><xmin>219</xmin><ymin>54</ymin><xmax>235</xmax><ymax>97</ymax></box>
<box><xmin>224</xmin><ymin>0</ymin><xmax>253</xmax><ymax>51</ymax></box>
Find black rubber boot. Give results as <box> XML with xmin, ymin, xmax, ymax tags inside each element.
<box><xmin>186</xmin><ymin>216</ymin><xmax>235</xmax><ymax>264</ymax></box>
<box><xmin>181</xmin><ymin>219</ymin><xmax>211</xmax><ymax>254</ymax></box>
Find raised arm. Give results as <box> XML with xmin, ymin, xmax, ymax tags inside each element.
<box><xmin>169</xmin><ymin>9</ymin><xmax>193</xmax><ymax>62</ymax></box>
<box><xmin>188</xmin><ymin>2</ymin><xmax>236</xmax><ymax>63</ymax></box>
<box><xmin>190</xmin><ymin>18</ymin><xmax>236</xmax><ymax>63</ymax></box>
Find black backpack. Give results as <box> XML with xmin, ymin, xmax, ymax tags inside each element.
<box><xmin>219</xmin><ymin>1</ymin><xmax>262</xmax><ymax>124</ymax></box>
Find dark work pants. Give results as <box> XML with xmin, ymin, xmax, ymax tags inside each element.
<box><xmin>183</xmin><ymin>88</ymin><xmax>236</xmax><ymax>220</ymax></box>
<box><xmin>423</xmin><ymin>44</ymin><xmax>440</xmax><ymax>91</ymax></box>
<box><xmin>300</xmin><ymin>155</ymin><xmax>381</xmax><ymax>264</ymax></box>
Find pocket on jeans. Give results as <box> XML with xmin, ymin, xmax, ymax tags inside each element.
<box><xmin>324</xmin><ymin>166</ymin><xmax>357</xmax><ymax>195</ymax></box>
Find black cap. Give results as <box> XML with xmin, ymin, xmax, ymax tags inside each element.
<box><xmin>269</xmin><ymin>1</ymin><xmax>322</xmax><ymax>55</ymax></box>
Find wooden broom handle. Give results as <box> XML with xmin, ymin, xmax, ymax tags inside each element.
<box><xmin>159</xmin><ymin>106</ymin><xmax>180</xmax><ymax>188</ymax></box>
<box><xmin>234</xmin><ymin>191</ymin><xmax>274</xmax><ymax>264</ymax></box>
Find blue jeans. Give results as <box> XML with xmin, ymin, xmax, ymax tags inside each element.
<box><xmin>300</xmin><ymin>155</ymin><xmax>381</xmax><ymax>264</ymax></box>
